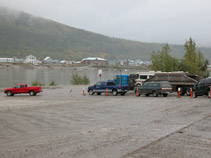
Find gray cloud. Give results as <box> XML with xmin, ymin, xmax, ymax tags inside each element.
<box><xmin>0</xmin><ymin>0</ymin><xmax>210</xmax><ymax>46</ymax></box>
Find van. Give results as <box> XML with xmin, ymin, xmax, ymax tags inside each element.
<box><xmin>193</xmin><ymin>78</ymin><xmax>211</xmax><ymax>98</ymax></box>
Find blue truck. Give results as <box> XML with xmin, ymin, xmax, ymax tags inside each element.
<box><xmin>88</xmin><ymin>80</ymin><xmax>129</xmax><ymax>96</ymax></box>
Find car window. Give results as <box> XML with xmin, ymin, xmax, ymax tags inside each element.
<box><xmin>162</xmin><ymin>83</ymin><xmax>171</xmax><ymax>88</ymax></box>
<box><xmin>200</xmin><ymin>82</ymin><xmax>205</xmax><ymax>87</ymax></box>
<box><xmin>107</xmin><ymin>82</ymin><xmax>115</xmax><ymax>86</ymax></box>
<box><xmin>143</xmin><ymin>83</ymin><xmax>147</xmax><ymax>86</ymax></box>
<box><xmin>153</xmin><ymin>83</ymin><xmax>158</xmax><ymax>87</ymax></box>
<box><xmin>20</xmin><ymin>85</ymin><xmax>24</xmax><ymax>88</ymax></box>
<box><xmin>15</xmin><ymin>85</ymin><xmax>21</xmax><ymax>88</ymax></box>
<box><xmin>96</xmin><ymin>82</ymin><xmax>101</xmax><ymax>86</ymax></box>
<box><xmin>101</xmin><ymin>82</ymin><xmax>106</xmax><ymax>86</ymax></box>
<box><xmin>198</xmin><ymin>82</ymin><xmax>201</xmax><ymax>88</ymax></box>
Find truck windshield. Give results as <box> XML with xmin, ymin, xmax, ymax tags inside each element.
<box><xmin>140</xmin><ymin>75</ymin><xmax>148</xmax><ymax>79</ymax></box>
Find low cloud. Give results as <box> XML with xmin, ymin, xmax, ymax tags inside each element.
<box><xmin>0</xmin><ymin>0</ymin><xmax>210</xmax><ymax>46</ymax></box>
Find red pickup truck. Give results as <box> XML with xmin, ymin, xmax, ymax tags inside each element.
<box><xmin>4</xmin><ymin>84</ymin><xmax>42</xmax><ymax>96</ymax></box>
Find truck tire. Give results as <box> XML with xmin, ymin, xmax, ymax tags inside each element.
<box><xmin>121</xmin><ymin>92</ymin><xmax>126</xmax><ymax>96</ymax></box>
<box><xmin>208</xmin><ymin>91</ymin><xmax>211</xmax><ymax>98</ymax></box>
<box><xmin>136</xmin><ymin>83</ymin><xmax>141</xmax><ymax>87</ymax></box>
<box><xmin>163</xmin><ymin>93</ymin><xmax>168</xmax><ymax>97</ymax></box>
<box><xmin>193</xmin><ymin>91</ymin><xmax>197</xmax><ymax>98</ymax></box>
<box><xmin>153</xmin><ymin>91</ymin><xmax>158</xmax><ymax>97</ymax></box>
<box><xmin>29</xmin><ymin>90</ymin><xmax>35</xmax><ymax>96</ymax></box>
<box><xmin>112</xmin><ymin>89</ymin><xmax>118</xmax><ymax>96</ymax></box>
<box><xmin>6</xmin><ymin>91</ymin><xmax>13</xmax><ymax>96</ymax></box>
<box><xmin>88</xmin><ymin>89</ymin><xmax>94</xmax><ymax>95</ymax></box>
<box><xmin>186</xmin><ymin>89</ymin><xmax>190</xmax><ymax>96</ymax></box>
<box><xmin>180</xmin><ymin>88</ymin><xmax>186</xmax><ymax>96</ymax></box>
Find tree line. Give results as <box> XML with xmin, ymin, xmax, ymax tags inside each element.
<box><xmin>151</xmin><ymin>37</ymin><xmax>210</xmax><ymax>78</ymax></box>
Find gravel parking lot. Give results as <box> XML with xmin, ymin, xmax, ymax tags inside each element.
<box><xmin>0</xmin><ymin>86</ymin><xmax>211</xmax><ymax>158</ymax></box>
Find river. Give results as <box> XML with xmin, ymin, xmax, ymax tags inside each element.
<box><xmin>0</xmin><ymin>65</ymin><xmax>139</xmax><ymax>88</ymax></box>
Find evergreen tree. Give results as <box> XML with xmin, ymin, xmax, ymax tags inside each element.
<box><xmin>151</xmin><ymin>44</ymin><xmax>179</xmax><ymax>72</ymax></box>
<box><xmin>182</xmin><ymin>37</ymin><xmax>209</xmax><ymax>78</ymax></box>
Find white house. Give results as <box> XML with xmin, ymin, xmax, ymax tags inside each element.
<box><xmin>60</xmin><ymin>60</ymin><xmax>66</xmax><ymax>64</ymax></box>
<box><xmin>43</xmin><ymin>56</ymin><xmax>53</xmax><ymax>63</ymax></box>
<box><xmin>0</xmin><ymin>58</ymin><xmax>14</xmax><ymax>63</ymax></box>
<box><xmin>135</xmin><ymin>59</ymin><xmax>144</xmax><ymax>66</ymax></box>
<box><xmin>128</xmin><ymin>60</ymin><xmax>135</xmax><ymax>66</ymax></box>
<box><xmin>24</xmin><ymin>55</ymin><xmax>37</xmax><ymax>64</ymax></box>
<box><xmin>66</xmin><ymin>61</ymin><xmax>73</xmax><ymax>65</ymax></box>
<box><xmin>81</xmin><ymin>57</ymin><xmax>108</xmax><ymax>65</ymax></box>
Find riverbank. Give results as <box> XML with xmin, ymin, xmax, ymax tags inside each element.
<box><xmin>0</xmin><ymin>62</ymin><xmax>151</xmax><ymax>71</ymax></box>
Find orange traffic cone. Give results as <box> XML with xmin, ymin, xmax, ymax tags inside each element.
<box><xmin>190</xmin><ymin>88</ymin><xmax>192</xmax><ymax>98</ymax></box>
<box><xmin>178</xmin><ymin>88</ymin><xmax>180</xmax><ymax>98</ymax></box>
<box><xmin>136</xmin><ymin>88</ymin><xmax>139</xmax><ymax>97</ymax></box>
<box><xmin>83</xmin><ymin>88</ymin><xmax>86</xmax><ymax>96</ymax></box>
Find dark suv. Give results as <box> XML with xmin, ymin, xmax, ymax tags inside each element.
<box><xmin>134</xmin><ymin>81</ymin><xmax>172</xmax><ymax>97</ymax></box>
<box><xmin>193</xmin><ymin>78</ymin><xmax>211</xmax><ymax>98</ymax></box>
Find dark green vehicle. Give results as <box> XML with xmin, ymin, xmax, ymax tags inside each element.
<box><xmin>134</xmin><ymin>81</ymin><xmax>172</xmax><ymax>97</ymax></box>
<box><xmin>193</xmin><ymin>78</ymin><xmax>211</xmax><ymax>98</ymax></box>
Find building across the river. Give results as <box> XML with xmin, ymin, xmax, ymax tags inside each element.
<box><xmin>81</xmin><ymin>57</ymin><xmax>108</xmax><ymax>65</ymax></box>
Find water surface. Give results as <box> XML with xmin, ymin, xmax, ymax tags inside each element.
<box><xmin>0</xmin><ymin>66</ymin><xmax>138</xmax><ymax>88</ymax></box>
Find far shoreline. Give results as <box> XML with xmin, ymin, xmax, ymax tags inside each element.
<box><xmin>0</xmin><ymin>62</ymin><xmax>151</xmax><ymax>71</ymax></box>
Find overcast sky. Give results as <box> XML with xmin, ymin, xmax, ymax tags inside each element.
<box><xmin>0</xmin><ymin>0</ymin><xmax>211</xmax><ymax>47</ymax></box>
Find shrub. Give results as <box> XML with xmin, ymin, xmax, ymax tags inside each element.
<box><xmin>31</xmin><ymin>80</ymin><xmax>45</xmax><ymax>86</ymax></box>
<box><xmin>82</xmin><ymin>74</ymin><xmax>90</xmax><ymax>85</ymax></box>
<box><xmin>71</xmin><ymin>72</ymin><xmax>90</xmax><ymax>85</ymax></box>
<box><xmin>49</xmin><ymin>81</ymin><xmax>56</xmax><ymax>86</ymax></box>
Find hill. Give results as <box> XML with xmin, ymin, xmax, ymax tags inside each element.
<box><xmin>0</xmin><ymin>6</ymin><xmax>210</xmax><ymax>61</ymax></box>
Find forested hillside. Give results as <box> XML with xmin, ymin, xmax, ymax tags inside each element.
<box><xmin>0</xmin><ymin>6</ymin><xmax>210</xmax><ymax>61</ymax></box>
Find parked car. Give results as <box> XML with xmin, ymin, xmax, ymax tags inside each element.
<box><xmin>88</xmin><ymin>81</ymin><xmax>129</xmax><ymax>96</ymax></box>
<box><xmin>134</xmin><ymin>81</ymin><xmax>172</xmax><ymax>97</ymax></box>
<box><xmin>4</xmin><ymin>84</ymin><xmax>42</xmax><ymax>96</ymax></box>
<box><xmin>193</xmin><ymin>78</ymin><xmax>211</xmax><ymax>98</ymax></box>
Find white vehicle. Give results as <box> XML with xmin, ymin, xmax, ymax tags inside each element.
<box><xmin>135</xmin><ymin>71</ymin><xmax>156</xmax><ymax>86</ymax></box>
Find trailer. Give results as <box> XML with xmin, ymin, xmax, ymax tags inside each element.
<box><xmin>144</xmin><ymin>72</ymin><xmax>201</xmax><ymax>95</ymax></box>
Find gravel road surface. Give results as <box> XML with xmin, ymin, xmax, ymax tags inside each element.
<box><xmin>0</xmin><ymin>86</ymin><xmax>211</xmax><ymax>158</ymax></box>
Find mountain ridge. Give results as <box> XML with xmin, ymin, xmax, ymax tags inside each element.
<box><xmin>0</xmin><ymin>6</ymin><xmax>210</xmax><ymax>61</ymax></box>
